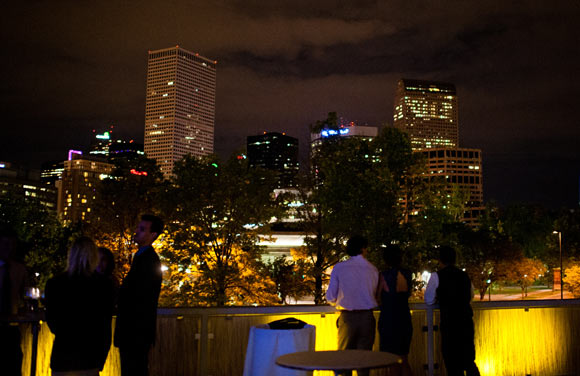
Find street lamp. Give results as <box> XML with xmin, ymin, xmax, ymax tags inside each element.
<box><xmin>553</xmin><ymin>231</ymin><xmax>563</xmax><ymax>300</ymax></box>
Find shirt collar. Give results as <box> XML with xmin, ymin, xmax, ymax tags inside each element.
<box><xmin>135</xmin><ymin>245</ymin><xmax>150</xmax><ymax>256</ymax></box>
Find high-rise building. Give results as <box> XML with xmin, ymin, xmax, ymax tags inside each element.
<box><xmin>393</xmin><ymin>78</ymin><xmax>484</xmax><ymax>225</ymax></box>
<box><xmin>393</xmin><ymin>79</ymin><xmax>458</xmax><ymax>150</ymax></box>
<box><xmin>1</xmin><ymin>161</ymin><xmax>57</xmax><ymax>209</ymax></box>
<box><xmin>247</xmin><ymin>132</ymin><xmax>299</xmax><ymax>188</ymax></box>
<box><xmin>420</xmin><ymin>148</ymin><xmax>484</xmax><ymax>227</ymax></box>
<box><xmin>310</xmin><ymin>124</ymin><xmax>378</xmax><ymax>151</ymax></box>
<box><xmin>144</xmin><ymin>46</ymin><xmax>217</xmax><ymax>178</ymax></box>
<box><xmin>57</xmin><ymin>153</ymin><xmax>113</xmax><ymax>224</ymax></box>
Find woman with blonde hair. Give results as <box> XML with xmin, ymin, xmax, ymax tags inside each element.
<box><xmin>45</xmin><ymin>236</ymin><xmax>114</xmax><ymax>376</ymax></box>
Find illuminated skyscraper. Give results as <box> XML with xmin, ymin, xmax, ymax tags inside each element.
<box><xmin>393</xmin><ymin>79</ymin><xmax>458</xmax><ymax>150</ymax></box>
<box><xmin>144</xmin><ymin>46</ymin><xmax>217</xmax><ymax>178</ymax></box>
<box><xmin>393</xmin><ymin>79</ymin><xmax>483</xmax><ymax>225</ymax></box>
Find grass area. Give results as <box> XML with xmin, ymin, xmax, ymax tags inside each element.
<box><xmin>479</xmin><ymin>285</ymin><xmax>551</xmax><ymax>295</ymax></box>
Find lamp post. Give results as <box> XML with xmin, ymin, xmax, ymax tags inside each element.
<box><xmin>553</xmin><ymin>231</ymin><xmax>563</xmax><ymax>300</ymax></box>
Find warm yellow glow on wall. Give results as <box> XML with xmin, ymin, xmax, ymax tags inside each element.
<box><xmin>18</xmin><ymin>305</ymin><xmax>580</xmax><ymax>376</ymax></box>
<box><xmin>473</xmin><ymin>306</ymin><xmax>579</xmax><ymax>376</ymax></box>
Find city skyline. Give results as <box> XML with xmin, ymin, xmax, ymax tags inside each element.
<box><xmin>1</xmin><ymin>1</ymin><xmax>579</xmax><ymax>208</ymax></box>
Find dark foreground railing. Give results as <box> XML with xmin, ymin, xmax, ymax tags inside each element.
<box><xmin>6</xmin><ymin>299</ymin><xmax>580</xmax><ymax>376</ymax></box>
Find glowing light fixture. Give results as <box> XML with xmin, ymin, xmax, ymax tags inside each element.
<box><xmin>68</xmin><ymin>150</ymin><xmax>83</xmax><ymax>161</ymax></box>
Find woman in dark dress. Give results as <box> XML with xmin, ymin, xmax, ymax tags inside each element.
<box><xmin>377</xmin><ymin>244</ymin><xmax>413</xmax><ymax>376</ymax></box>
<box><xmin>45</xmin><ymin>237</ymin><xmax>114</xmax><ymax>376</ymax></box>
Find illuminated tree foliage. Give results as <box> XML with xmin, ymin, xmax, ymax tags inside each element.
<box><xmin>159</xmin><ymin>233</ymin><xmax>278</xmax><ymax>306</ymax></box>
<box><xmin>90</xmin><ymin>154</ymin><xmax>166</xmax><ymax>279</ymax></box>
<box><xmin>160</xmin><ymin>154</ymin><xmax>282</xmax><ymax>306</ymax></box>
<box><xmin>503</xmin><ymin>257</ymin><xmax>546</xmax><ymax>298</ymax></box>
<box><xmin>564</xmin><ymin>264</ymin><xmax>580</xmax><ymax>298</ymax></box>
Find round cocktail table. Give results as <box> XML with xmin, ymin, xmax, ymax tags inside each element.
<box><xmin>276</xmin><ymin>350</ymin><xmax>401</xmax><ymax>375</ymax></box>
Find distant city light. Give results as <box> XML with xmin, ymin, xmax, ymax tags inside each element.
<box><xmin>321</xmin><ymin>128</ymin><xmax>350</xmax><ymax>138</ymax></box>
<box><xmin>95</xmin><ymin>131</ymin><xmax>110</xmax><ymax>140</ymax></box>
<box><xmin>130</xmin><ymin>169</ymin><xmax>148</xmax><ymax>176</ymax></box>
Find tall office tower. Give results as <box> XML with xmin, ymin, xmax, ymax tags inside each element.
<box><xmin>247</xmin><ymin>132</ymin><xmax>299</xmax><ymax>189</ymax></box>
<box><xmin>144</xmin><ymin>46</ymin><xmax>217</xmax><ymax>178</ymax></box>
<box><xmin>393</xmin><ymin>79</ymin><xmax>458</xmax><ymax>150</ymax></box>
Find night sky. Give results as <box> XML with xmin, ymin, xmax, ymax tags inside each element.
<box><xmin>1</xmin><ymin>1</ymin><xmax>579</xmax><ymax>208</ymax></box>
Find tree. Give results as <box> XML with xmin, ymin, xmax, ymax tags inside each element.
<box><xmin>564</xmin><ymin>263</ymin><xmax>580</xmax><ymax>298</ymax></box>
<box><xmin>289</xmin><ymin>173</ymin><xmax>344</xmax><ymax>304</ymax></box>
<box><xmin>309</xmin><ymin>119</ymin><xmax>424</xmax><ymax>258</ymax></box>
<box><xmin>459</xmin><ymin>227</ymin><xmax>522</xmax><ymax>300</ymax></box>
<box><xmin>0</xmin><ymin>193</ymin><xmax>75</xmax><ymax>289</ymax></box>
<box><xmin>265</xmin><ymin>256</ymin><xmax>310</xmax><ymax>304</ymax></box>
<box><xmin>299</xmin><ymin>114</ymin><xmax>465</xmax><ymax>301</ymax></box>
<box><xmin>503</xmin><ymin>257</ymin><xmax>546</xmax><ymax>298</ymax></box>
<box><xmin>89</xmin><ymin>154</ymin><xmax>166</xmax><ymax>278</ymax></box>
<box><xmin>501</xmin><ymin>204</ymin><xmax>555</xmax><ymax>260</ymax></box>
<box><xmin>160</xmin><ymin>154</ymin><xmax>282</xmax><ymax>306</ymax></box>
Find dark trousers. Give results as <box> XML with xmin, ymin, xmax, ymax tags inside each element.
<box><xmin>119</xmin><ymin>344</ymin><xmax>151</xmax><ymax>376</ymax></box>
<box><xmin>441</xmin><ymin>322</ymin><xmax>480</xmax><ymax>376</ymax></box>
<box><xmin>337</xmin><ymin>310</ymin><xmax>376</xmax><ymax>376</ymax></box>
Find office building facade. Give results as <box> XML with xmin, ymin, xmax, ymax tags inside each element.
<box><xmin>393</xmin><ymin>78</ymin><xmax>484</xmax><ymax>225</ymax></box>
<box><xmin>421</xmin><ymin>148</ymin><xmax>484</xmax><ymax>227</ymax></box>
<box><xmin>393</xmin><ymin>79</ymin><xmax>458</xmax><ymax>150</ymax></box>
<box><xmin>1</xmin><ymin>161</ymin><xmax>57</xmax><ymax>209</ymax></box>
<box><xmin>247</xmin><ymin>132</ymin><xmax>299</xmax><ymax>189</ymax></box>
<box><xmin>144</xmin><ymin>46</ymin><xmax>217</xmax><ymax>178</ymax></box>
<box><xmin>57</xmin><ymin>154</ymin><xmax>113</xmax><ymax>224</ymax></box>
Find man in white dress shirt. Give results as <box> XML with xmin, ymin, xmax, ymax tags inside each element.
<box><xmin>326</xmin><ymin>235</ymin><xmax>379</xmax><ymax>376</ymax></box>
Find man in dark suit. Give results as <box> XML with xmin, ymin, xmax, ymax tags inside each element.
<box><xmin>114</xmin><ymin>214</ymin><xmax>164</xmax><ymax>376</ymax></box>
<box><xmin>425</xmin><ymin>246</ymin><xmax>480</xmax><ymax>376</ymax></box>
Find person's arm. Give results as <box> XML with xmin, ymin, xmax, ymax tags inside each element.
<box><xmin>326</xmin><ymin>268</ymin><xmax>339</xmax><ymax>305</ymax></box>
<box><xmin>424</xmin><ymin>272</ymin><xmax>439</xmax><ymax>305</ymax></box>
<box><xmin>375</xmin><ymin>273</ymin><xmax>387</xmax><ymax>303</ymax></box>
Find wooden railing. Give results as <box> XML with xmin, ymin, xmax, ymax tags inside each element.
<box><xmin>6</xmin><ymin>299</ymin><xmax>580</xmax><ymax>376</ymax></box>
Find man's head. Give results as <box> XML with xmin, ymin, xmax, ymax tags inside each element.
<box><xmin>438</xmin><ymin>245</ymin><xmax>456</xmax><ymax>266</ymax></box>
<box><xmin>346</xmin><ymin>235</ymin><xmax>368</xmax><ymax>257</ymax></box>
<box><xmin>134</xmin><ymin>214</ymin><xmax>164</xmax><ymax>248</ymax></box>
